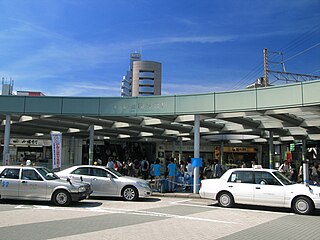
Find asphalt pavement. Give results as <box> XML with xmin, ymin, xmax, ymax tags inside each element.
<box><xmin>1</xmin><ymin>195</ymin><xmax>320</xmax><ymax>240</ymax></box>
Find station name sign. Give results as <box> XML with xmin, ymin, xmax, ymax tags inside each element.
<box><xmin>112</xmin><ymin>101</ymin><xmax>170</xmax><ymax>114</ymax></box>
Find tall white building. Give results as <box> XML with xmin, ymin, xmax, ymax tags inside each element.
<box><xmin>121</xmin><ymin>53</ymin><xmax>162</xmax><ymax>97</ymax></box>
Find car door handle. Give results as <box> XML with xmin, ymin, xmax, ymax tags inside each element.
<box><xmin>228</xmin><ymin>185</ymin><xmax>233</xmax><ymax>188</ymax></box>
<box><xmin>21</xmin><ymin>181</ymin><xmax>27</xmax><ymax>183</ymax></box>
<box><xmin>93</xmin><ymin>178</ymin><xmax>98</xmax><ymax>181</ymax></box>
<box><xmin>256</xmin><ymin>187</ymin><xmax>261</xmax><ymax>189</ymax></box>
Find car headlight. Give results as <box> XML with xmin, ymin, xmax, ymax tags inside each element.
<box><xmin>78</xmin><ymin>186</ymin><xmax>86</xmax><ymax>193</ymax></box>
<box><xmin>137</xmin><ymin>181</ymin><xmax>149</xmax><ymax>188</ymax></box>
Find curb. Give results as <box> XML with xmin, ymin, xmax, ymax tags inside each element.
<box><xmin>151</xmin><ymin>192</ymin><xmax>201</xmax><ymax>199</ymax></box>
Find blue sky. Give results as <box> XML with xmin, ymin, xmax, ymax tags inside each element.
<box><xmin>0</xmin><ymin>0</ymin><xmax>319</xmax><ymax>96</ymax></box>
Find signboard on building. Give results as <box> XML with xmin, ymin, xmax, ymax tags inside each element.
<box><xmin>10</xmin><ymin>138</ymin><xmax>51</xmax><ymax>146</ymax></box>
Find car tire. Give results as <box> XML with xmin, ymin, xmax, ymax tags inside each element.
<box><xmin>292</xmin><ymin>196</ymin><xmax>314</xmax><ymax>215</ymax></box>
<box><xmin>52</xmin><ymin>190</ymin><xmax>71</xmax><ymax>206</ymax></box>
<box><xmin>122</xmin><ymin>186</ymin><xmax>138</xmax><ymax>201</ymax></box>
<box><xmin>217</xmin><ymin>192</ymin><xmax>234</xmax><ymax>208</ymax></box>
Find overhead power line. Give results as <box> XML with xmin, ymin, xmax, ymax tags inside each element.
<box><xmin>282</xmin><ymin>42</ymin><xmax>320</xmax><ymax>63</ymax></box>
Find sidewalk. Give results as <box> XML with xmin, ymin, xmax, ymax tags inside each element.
<box><xmin>148</xmin><ymin>179</ymin><xmax>201</xmax><ymax>199</ymax></box>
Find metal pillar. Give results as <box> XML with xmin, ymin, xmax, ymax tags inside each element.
<box><xmin>302</xmin><ymin>139</ymin><xmax>309</xmax><ymax>184</ymax></box>
<box><xmin>193</xmin><ymin>115</ymin><xmax>200</xmax><ymax>194</ymax></box>
<box><xmin>257</xmin><ymin>145</ymin><xmax>263</xmax><ymax>165</ymax></box>
<box><xmin>89</xmin><ymin>125</ymin><xmax>94</xmax><ymax>165</ymax></box>
<box><xmin>2</xmin><ymin>115</ymin><xmax>11</xmax><ymax>165</ymax></box>
<box><xmin>172</xmin><ymin>141</ymin><xmax>176</xmax><ymax>158</ymax></box>
<box><xmin>70</xmin><ymin>136</ymin><xmax>75</xmax><ymax>164</ymax></box>
<box><xmin>179</xmin><ymin>137</ymin><xmax>183</xmax><ymax>163</ymax></box>
<box><xmin>269</xmin><ymin>130</ymin><xmax>274</xmax><ymax>169</ymax></box>
<box><xmin>220</xmin><ymin>141</ymin><xmax>224</xmax><ymax>165</ymax></box>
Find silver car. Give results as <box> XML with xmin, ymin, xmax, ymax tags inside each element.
<box><xmin>0</xmin><ymin>165</ymin><xmax>92</xmax><ymax>206</ymax></box>
<box><xmin>56</xmin><ymin>165</ymin><xmax>152</xmax><ymax>201</ymax></box>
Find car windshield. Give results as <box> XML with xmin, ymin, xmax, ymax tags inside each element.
<box><xmin>273</xmin><ymin>171</ymin><xmax>293</xmax><ymax>185</ymax></box>
<box><xmin>37</xmin><ymin>167</ymin><xmax>60</xmax><ymax>180</ymax></box>
<box><xmin>106</xmin><ymin>167</ymin><xmax>123</xmax><ymax>177</ymax></box>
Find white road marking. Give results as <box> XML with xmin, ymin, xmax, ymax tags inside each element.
<box><xmin>14</xmin><ymin>205</ymin><xmax>239</xmax><ymax>224</ymax></box>
<box><xmin>170</xmin><ymin>199</ymin><xmax>192</xmax><ymax>204</ymax></box>
<box><xmin>171</xmin><ymin>201</ymin><xmax>294</xmax><ymax>216</ymax></box>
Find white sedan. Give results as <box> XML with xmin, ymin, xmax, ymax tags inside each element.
<box><xmin>56</xmin><ymin>165</ymin><xmax>152</xmax><ymax>201</ymax></box>
<box><xmin>199</xmin><ymin>168</ymin><xmax>320</xmax><ymax>215</ymax></box>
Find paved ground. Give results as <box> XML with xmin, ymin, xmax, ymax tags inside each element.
<box><xmin>0</xmin><ymin>196</ymin><xmax>319</xmax><ymax>240</ymax></box>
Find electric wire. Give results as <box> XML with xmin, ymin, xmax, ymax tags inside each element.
<box><xmin>231</xmin><ymin>24</ymin><xmax>320</xmax><ymax>89</ymax></box>
<box><xmin>282</xmin><ymin>42</ymin><xmax>320</xmax><ymax>63</ymax></box>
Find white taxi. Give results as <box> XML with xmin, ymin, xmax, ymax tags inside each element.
<box><xmin>199</xmin><ymin>168</ymin><xmax>320</xmax><ymax>215</ymax></box>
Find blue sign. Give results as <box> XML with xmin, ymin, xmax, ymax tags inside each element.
<box><xmin>191</xmin><ymin>158</ymin><xmax>202</xmax><ymax>167</ymax></box>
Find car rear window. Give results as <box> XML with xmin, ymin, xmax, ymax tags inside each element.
<box><xmin>71</xmin><ymin>167</ymin><xmax>91</xmax><ymax>176</ymax></box>
<box><xmin>0</xmin><ymin>168</ymin><xmax>20</xmax><ymax>179</ymax></box>
<box><xmin>228</xmin><ymin>171</ymin><xmax>254</xmax><ymax>184</ymax></box>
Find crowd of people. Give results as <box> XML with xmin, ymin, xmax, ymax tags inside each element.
<box><xmin>94</xmin><ymin>151</ymin><xmax>320</xmax><ymax>192</ymax></box>
<box><xmin>94</xmin><ymin>156</ymin><xmax>226</xmax><ymax>192</ymax></box>
<box><xmin>278</xmin><ymin>160</ymin><xmax>320</xmax><ymax>184</ymax></box>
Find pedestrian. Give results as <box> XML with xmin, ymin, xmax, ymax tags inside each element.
<box><xmin>311</xmin><ymin>162</ymin><xmax>319</xmax><ymax>184</ymax></box>
<box><xmin>203</xmin><ymin>159</ymin><xmax>212</xmax><ymax>179</ymax></box>
<box><xmin>141</xmin><ymin>158</ymin><xmax>149</xmax><ymax>180</ymax></box>
<box><xmin>128</xmin><ymin>159</ymin><xmax>134</xmax><ymax>177</ymax></box>
<box><xmin>167</xmin><ymin>158</ymin><xmax>177</xmax><ymax>192</ymax></box>
<box><xmin>122</xmin><ymin>160</ymin><xmax>128</xmax><ymax>175</ymax></box>
<box><xmin>153</xmin><ymin>158</ymin><xmax>162</xmax><ymax>191</ymax></box>
<box><xmin>213</xmin><ymin>159</ymin><xmax>222</xmax><ymax>178</ymax></box>
<box><xmin>179</xmin><ymin>160</ymin><xmax>186</xmax><ymax>174</ymax></box>
<box><xmin>297</xmin><ymin>163</ymin><xmax>303</xmax><ymax>183</ymax></box>
<box><xmin>106</xmin><ymin>157</ymin><xmax>114</xmax><ymax>169</ymax></box>
<box><xmin>149</xmin><ymin>160</ymin><xmax>154</xmax><ymax>181</ymax></box>
<box><xmin>290</xmin><ymin>163</ymin><xmax>298</xmax><ymax>182</ymax></box>
<box><xmin>134</xmin><ymin>159</ymin><xmax>140</xmax><ymax>177</ymax></box>
<box><xmin>186</xmin><ymin>158</ymin><xmax>193</xmax><ymax>177</ymax></box>
<box><xmin>278</xmin><ymin>160</ymin><xmax>291</xmax><ymax>178</ymax></box>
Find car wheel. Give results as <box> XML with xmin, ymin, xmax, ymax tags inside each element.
<box><xmin>53</xmin><ymin>190</ymin><xmax>71</xmax><ymax>206</ymax></box>
<box><xmin>292</xmin><ymin>196</ymin><xmax>314</xmax><ymax>215</ymax></box>
<box><xmin>217</xmin><ymin>192</ymin><xmax>234</xmax><ymax>208</ymax></box>
<box><xmin>122</xmin><ymin>186</ymin><xmax>138</xmax><ymax>201</ymax></box>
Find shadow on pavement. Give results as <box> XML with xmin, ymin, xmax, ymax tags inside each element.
<box><xmin>88</xmin><ymin>196</ymin><xmax>161</xmax><ymax>202</ymax></box>
<box><xmin>0</xmin><ymin>198</ymin><xmax>102</xmax><ymax>208</ymax></box>
<box><xmin>208</xmin><ymin>202</ymin><xmax>320</xmax><ymax>216</ymax></box>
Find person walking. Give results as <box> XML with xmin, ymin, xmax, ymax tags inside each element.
<box><xmin>167</xmin><ymin>158</ymin><xmax>177</xmax><ymax>192</ymax></box>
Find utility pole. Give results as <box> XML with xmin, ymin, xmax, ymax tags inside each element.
<box><xmin>263</xmin><ymin>48</ymin><xmax>269</xmax><ymax>87</ymax></box>
<box><xmin>263</xmin><ymin>48</ymin><xmax>320</xmax><ymax>85</ymax></box>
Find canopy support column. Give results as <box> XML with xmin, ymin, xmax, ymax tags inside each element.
<box><xmin>89</xmin><ymin>124</ymin><xmax>94</xmax><ymax>165</ymax></box>
<box><xmin>193</xmin><ymin>115</ymin><xmax>200</xmax><ymax>194</ymax></box>
<box><xmin>2</xmin><ymin>115</ymin><xmax>11</xmax><ymax>165</ymax></box>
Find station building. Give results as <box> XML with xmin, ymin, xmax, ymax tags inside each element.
<box><xmin>1</xmin><ymin>80</ymin><xmax>320</xmax><ymax>170</ymax></box>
